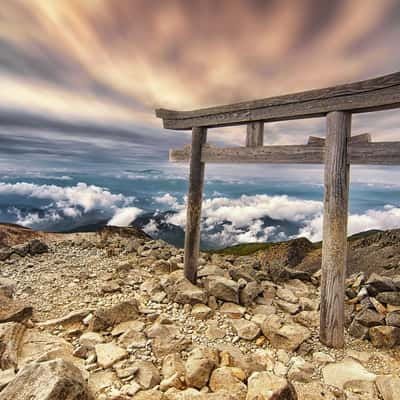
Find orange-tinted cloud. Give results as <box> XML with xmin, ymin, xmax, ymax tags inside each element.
<box><xmin>0</xmin><ymin>0</ymin><xmax>399</xmax><ymax>140</ymax></box>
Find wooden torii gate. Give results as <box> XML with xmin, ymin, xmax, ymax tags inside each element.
<box><xmin>155</xmin><ymin>72</ymin><xmax>400</xmax><ymax>348</ymax></box>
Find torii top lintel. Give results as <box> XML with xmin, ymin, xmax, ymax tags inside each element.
<box><xmin>155</xmin><ymin>72</ymin><xmax>400</xmax><ymax>130</ymax></box>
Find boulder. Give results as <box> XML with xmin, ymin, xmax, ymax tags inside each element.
<box><xmin>209</xmin><ymin>367</ymin><xmax>247</xmax><ymax>400</ymax></box>
<box><xmin>261</xmin><ymin>315</ymin><xmax>311</xmax><ymax>351</ymax></box>
<box><xmin>95</xmin><ymin>342</ymin><xmax>128</xmax><ymax>368</ymax></box>
<box><xmin>231</xmin><ymin>319</ymin><xmax>260</xmax><ymax>341</ymax></box>
<box><xmin>18</xmin><ymin>329</ymin><xmax>83</xmax><ymax>371</ymax></box>
<box><xmin>163</xmin><ymin>271</ymin><xmax>208</xmax><ymax>305</ymax></box>
<box><xmin>0</xmin><ymin>358</ymin><xmax>91</xmax><ymax>400</ymax></box>
<box><xmin>0</xmin><ymin>322</ymin><xmax>25</xmax><ymax>369</ymax></box>
<box><xmin>88</xmin><ymin>299</ymin><xmax>139</xmax><ymax>331</ymax></box>
<box><xmin>246</xmin><ymin>371</ymin><xmax>296</xmax><ymax>400</ymax></box>
<box><xmin>135</xmin><ymin>361</ymin><xmax>161</xmax><ymax>389</ymax></box>
<box><xmin>322</xmin><ymin>358</ymin><xmax>376</xmax><ymax>389</ymax></box>
<box><xmin>28</xmin><ymin>239</ymin><xmax>49</xmax><ymax>255</ymax></box>
<box><xmin>185</xmin><ymin>347</ymin><xmax>217</xmax><ymax>389</ymax></box>
<box><xmin>369</xmin><ymin>326</ymin><xmax>400</xmax><ymax>348</ymax></box>
<box><xmin>0</xmin><ymin>295</ymin><xmax>32</xmax><ymax>323</ymax></box>
<box><xmin>239</xmin><ymin>282</ymin><xmax>263</xmax><ymax>306</ymax></box>
<box><xmin>204</xmin><ymin>276</ymin><xmax>239</xmax><ymax>303</ymax></box>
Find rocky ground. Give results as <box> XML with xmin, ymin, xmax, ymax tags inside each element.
<box><xmin>0</xmin><ymin>226</ymin><xmax>400</xmax><ymax>399</ymax></box>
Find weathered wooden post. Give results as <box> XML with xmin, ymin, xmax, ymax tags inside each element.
<box><xmin>320</xmin><ymin>111</ymin><xmax>351</xmax><ymax>348</ymax></box>
<box><xmin>246</xmin><ymin>122</ymin><xmax>264</xmax><ymax>147</ymax></box>
<box><xmin>184</xmin><ymin>127</ymin><xmax>207</xmax><ymax>284</ymax></box>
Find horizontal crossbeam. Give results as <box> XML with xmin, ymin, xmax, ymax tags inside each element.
<box><xmin>170</xmin><ymin>139</ymin><xmax>400</xmax><ymax>165</ymax></box>
<box><xmin>156</xmin><ymin>72</ymin><xmax>400</xmax><ymax>130</ymax></box>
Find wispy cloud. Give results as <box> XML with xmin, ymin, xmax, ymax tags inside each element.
<box><xmin>0</xmin><ymin>0</ymin><xmax>399</xmax><ymax>169</ymax></box>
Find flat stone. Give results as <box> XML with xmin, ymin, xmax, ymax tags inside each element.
<box><xmin>377</xmin><ymin>292</ymin><xmax>400</xmax><ymax>306</ymax></box>
<box><xmin>191</xmin><ymin>304</ymin><xmax>212</xmax><ymax>320</ymax></box>
<box><xmin>386</xmin><ymin>312</ymin><xmax>400</xmax><ymax>327</ymax></box>
<box><xmin>231</xmin><ymin>319</ymin><xmax>261</xmax><ymax>340</ymax></box>
<box><xmin>355</xmin><ymin>308</ymin><xmax>385</xmax><ymax>327</ymax></box>
<box><xmin>322</xmin><ymin>358</ymin><xmax>376</xmax><ymax>389</ymax></box>
<box><xmin>246</xmin><ymin>371</ymin><xmax>296</xmax><ymax>400</ymax></box>
<box><xmin>369</xmin><ymin>326</ymin><xmax>400</xmax><ymax>348</ymax></box>
<box><xmin>220</xmin><ymin>302</ymin><xmax>246</xmax><ymax>319</ymax></box>
<box><xmin>95</xmin><ymin>342</ymin><xmax>128</xmax><ymax>368</ymax></box>
<box><xmin>376</xmin><ymin>374</ymin><xmax>400</xmax><ymax>400</ymax></box>
<box><xmin>366</xmin><ymin>274</ymin><xmax>396</xmax><ymax>296</ymax></box>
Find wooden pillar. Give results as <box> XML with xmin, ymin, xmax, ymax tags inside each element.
<box><xmin>320</xmin><ymin>111</ymin><xmax>351</xmax><ymax>348</ymax></box>
<box><xmin>246</xmin><ymin>122</ymin><xmax>264</xmax><ymax>147</ymax></box>
<box><xmin>184</xmin><ymin>127</ymin><xmax>207</xmax><ymax>284</ymax></box>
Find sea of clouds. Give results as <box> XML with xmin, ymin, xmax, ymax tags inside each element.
<box><xmin>0</xmin><ymin>181</ymin><xmax>399</xmax><ymax>247</ymax></box>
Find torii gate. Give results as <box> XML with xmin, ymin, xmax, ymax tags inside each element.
<box><xmin>155</xmin><ymin>72</ymin><xmax>400</xmax><ymax>348</ymax></box>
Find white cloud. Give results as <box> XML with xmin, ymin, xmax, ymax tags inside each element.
<box><xmin>167</xmin><ymin>194</ymin><xmax>322</xmax><ymax>228</ymax></box>
<box><xmin>0</xmin><ymin>182</ymin><xmax>131</xmax><ymax>212</ymax></box>
<box><xmin>143</xmin><ymin>219</ymin><xmax>159</xmax><ymax>236</ymax></box>
<box><xmin>107</xmin><ymin>207</ymin><xmax>143</xmax><ymax>227</ymax></box>
<box><xmin>300</xmin><ymin>205</ymin><xmax>400</xmax><ymax>242</ymax></box>
<box><xmin>154</xmin><ymin>193</ymin><xmax>180</xmax><ymax>208</ymax></box>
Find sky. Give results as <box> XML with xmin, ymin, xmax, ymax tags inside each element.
<box><xmin>0</xmin><ymin>0</ymin><xmax>400</xmax><ymax>171</ymax></box>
